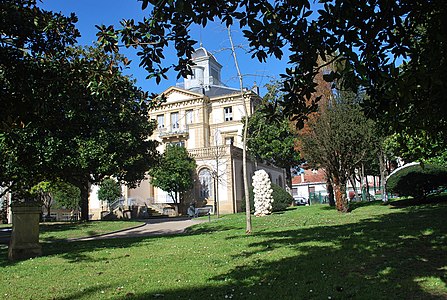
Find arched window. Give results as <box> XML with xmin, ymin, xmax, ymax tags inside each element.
<box><xmin>199</xmin><ymin>168</ymin><xmax>212</xmax><ymax>199</ymax></box>
<box><xmin>278</xmin><ymin>175</ymin><xmax>283</xmax><ymax>188</ymax></box>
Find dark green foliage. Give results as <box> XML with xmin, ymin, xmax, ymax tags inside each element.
<box><xmin>1</xmin><ymin>1</ymin><xmax>161</xmax><ymax>221</ymax></box>
<box><xmin>99</xmin><ymin>0</ymin><xmax>447</xmax><ymax>153</ymax></box>
<box><xmin>386</xmin><ymin>164</ymin><xmax>447</xmax><ymax>200</ymax></box>
<box><xmin>271</xmin><ymin>183</ymin><xmax>294</xmax><ymax>211</ymax></box>
<box><xmin>148</xmin><ymin>145</ymin><xmax>196</xmax><ymax>204</ymax></box>
<box><xmin>242</xmin><ymin>183</ymin><xmax>293</xmax><ymax>213</ymax></box>
<box><xmin>246</xmin><ymin>82</ymin><xmax>301</xmax><ymax>189</ymax></box>
<box><xmin>98</xmin><ymin>178</ymin><xmax>122</xmax><ymax>206</ymax></box>
<box><xmin>52</xmin><ymin>182</ymin><xmax>80</xmax><ymax>211</ymax></box>
<box><xmin>299</xmin><ymin>102</ymin><xmax>379</xmax><ymax>212</ymax></box>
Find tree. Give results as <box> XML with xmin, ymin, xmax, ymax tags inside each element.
<box><xmin>299</xmin><ymin>102</ymin><xmax>378</xmax><ymax>212</ymax></box>
<box><xmin>52</xmin><ymin>182</ymin><xmax>81</xmax><ymax>213</ymax></box>
<box><xmin>0</xmin><ymin>45</ymin><xmax>160</xmax><ymax>221</ymax></box>
<box><xmin>148</xmin><ymin>145</ymin><xmax>196</xmax><ymax>209</ymax></box>
<box><xmin>0</xmin><ymin>0</ymin><xmax>79</xmax><ymax>198</ymax></box>
<box><xmin>246</xmin><ymin>82</ymin><xmax>301</xmax><ymax>190</ymax></box>
<box><xmin>98</xmin><ymin>0</ymin><xmax>446</xmax><ymax>158</ymax></box>
<box><xmin>98</xmin><ymin>178</ymin><xmax>122</xmax><ymax>212</ymax></box>
<box><xmin>30</xmin><ymin>181</ymin><xmax>55</xmax><ymax>219</ymax></box>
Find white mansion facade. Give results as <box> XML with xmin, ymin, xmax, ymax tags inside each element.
<box><xmin>88</xmin><ymin>47</ymin><xmax>286</xmax><ymax>218</ymax></box>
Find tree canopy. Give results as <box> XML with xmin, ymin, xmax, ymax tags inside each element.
<box><xmin>1</xmin><ymin>1</ymin><xmax>160</xmax><ymax>221</ymax></box>
<box><xmin>98</xmin><ymin>178</ymin><xmax>122</xmax><ymax>210</ymax></box>
<box><xmin>98</xmin><ymin>0</ymin><xmax>446</xmax><ymax>153</ymax></box>
<box><xmin>299</xmin><ymin>100</ymin><xmax>379</xmax><ymax>212</ymax></box>
<box><xmin>148</xmin><ymin>145</ymin><xmax>196</xmax><ymax>205</ymax></box>
<box><xmin>246</xmin><ymin>82</ymin><xmax>301</xmax><ymax>188</ymax></box>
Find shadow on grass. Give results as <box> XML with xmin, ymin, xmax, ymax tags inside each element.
<box><xmin>390</xmin><ymin>194</ymin><xmax>447</xmax><ymax>208</ymax></box>
<box><xmin>130</xmin><ymin>203</ymin><xmax>446</xmax><ymax>299</ymax></box>
<box><xmin>0</xmin><ymin>234</ymin><xmax>153</xmax><ymax>267</ymax></box>
<box><xmin>0</xmin><ymin>203</ymin><xmax>445</xmax><ymax>299</ymax></box>
<box><xmin>185</xmin><ymin>224</ymin><xmax>245</xmax><ymax>235</ymax></box>
<box><xmin>348</xmin><ymin>200</ymin><xmax>384</xmax><ymax>211</ymax></box>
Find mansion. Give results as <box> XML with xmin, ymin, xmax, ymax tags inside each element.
<box><xmin>88</xmin><ymin>47</ymin><xmax>286</xmax><ymax>218</ymax></box>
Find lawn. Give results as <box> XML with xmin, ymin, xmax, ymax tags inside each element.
<box><xmin>0</xmin><ymin>200</ymin><xmax>446</xmax><ymax>299</ymax></box>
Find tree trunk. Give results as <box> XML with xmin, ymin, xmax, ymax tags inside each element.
<box><xmin>349</xmin><ymin>174</ymin><xmax>358</xmax><ymax>201</ymax></box>
<box><xmin>228</xmin><ymin>25</ymin><xmax>252</xmax><ymax>234</ymax></box>
<box><xmin>79</xmin><ymin>183</ymin><xmax>90</xmax><ymax>221</ymax></box>
<box><xmin>333</xmin><ymin>177</ymin><xmax>348</xmax><ymax>212</ymax></box>
<box><xmin>285</xmin><ymin>167</ymin><xmax>292</xmax><ymax>192</ymax></box>
<box><xmin>327</xmin><ymin>179</ymin><xmax>335</xmax><ymax>207</ymax></box>
<box><xmin>378</xmin><ymin>149</ymin><xmax>388</xmax><ymax>202</ymax></box>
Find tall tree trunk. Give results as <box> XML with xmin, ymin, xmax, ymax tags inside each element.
<box><xmin>228</xmin><ymin>25</ymin><xmax>252</xmax><ymax>234</ymax></box>
<box><xmin>349</xmin><ymin>174</ymin><xmax>358</xmax><ymax>201</ymax></box>
<box><xmin>327</xmin><ymin>179</ymin><xmax>335</xmax><ymax>207</ymax></box>
<box><xmin>332</xmin><ymin>176</ymin><xmax>348</xmax><ymax>212</ymax></box>
<box><xmin>378</xmin><ymin>148</ymin><xmax>388</xmax><ymax>202</ymax></box>
<box><xmin>79</xmin><ymin>182</ymin><xmax>90</xmax><ymax>221</ymax></box>
<box><xmin>285</xmin><ymin>167</ymin><xmax>292</xmax><ymax>192</ymax></box>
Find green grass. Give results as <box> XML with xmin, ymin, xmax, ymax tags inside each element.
<box><xmin>0</xmin><ymin>201</ymin><xmax>446</xmax><ymax>299</ymax></box>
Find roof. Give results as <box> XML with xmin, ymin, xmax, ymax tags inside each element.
<box><xmin>188</xmin><ymin>85</ymin><xmax>241</xmax><ymax>97</ymax></box>
<box><xmin>191</xmin><ymin>47</ymin><xmax>220</xmax><ymax>66</ymax></box>
<box><xmin>292</xmin><ymin>169</ymin><xmax>326</xmax><ymax>185</ymax></box>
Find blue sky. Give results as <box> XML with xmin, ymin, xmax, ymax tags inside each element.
<box><xmin>39</xmin><ymin>0</ymin><xmax>291</xmax><ymax>96</ymax></box>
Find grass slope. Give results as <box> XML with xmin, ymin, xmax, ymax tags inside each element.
<box><xmin>0</xmin><ymin>202</ymin><xmax>446</xmax><ymax>299</ymax></box>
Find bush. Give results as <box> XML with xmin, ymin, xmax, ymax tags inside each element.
<box><xmin>386</xmin><ymin>164</ymin><xmax>447</xmax><ymax>200</ymax></box>
<box><xmin>242</xmin><ymin>183</ymin><xmax>293</xmax><ymax>212</ymax></box>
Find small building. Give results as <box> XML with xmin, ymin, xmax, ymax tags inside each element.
<box><xmin>292</xmin><ymin>169</ymin><xmax>328</xmax><ymax>204</ymax></box>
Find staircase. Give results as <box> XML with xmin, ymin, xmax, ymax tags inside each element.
<box><xmin>101</xmin><ymin>198</ymin><xmax>169</xmax><ymax>220</ymax></box>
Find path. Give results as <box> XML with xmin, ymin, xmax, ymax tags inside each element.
<box><xmin>0</xmin><ymin>217</ymin><xmax>208</xmax><ymax>245</ymax></box>
<box><xmin>70</xmin><ymin>217</ymin><xmax>207</xmax><ymax>241</ymax></box>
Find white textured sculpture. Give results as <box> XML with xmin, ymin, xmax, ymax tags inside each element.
<box><xmin>253</xmin><ymin>169</ymin><xmax>274</xmax><ymax>217</ymax></box>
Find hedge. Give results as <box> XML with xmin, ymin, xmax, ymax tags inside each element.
<box><xmin>386</xmin><ymin>163</ymin><xmax>447</xmax><ymax>200</ymax></box>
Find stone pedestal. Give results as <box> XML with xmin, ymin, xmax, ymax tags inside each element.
<box><xmin>8</xmin><ymin>203</ymin><xmax>42</xmax><ymax>261</ymax></box>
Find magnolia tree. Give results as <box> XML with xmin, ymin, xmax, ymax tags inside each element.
<box><xmin>252</xmin><ymin>170</ymin><xmax>274</xmax><ymax>217</ymax></box>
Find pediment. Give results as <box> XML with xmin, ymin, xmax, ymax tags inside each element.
<box><xmin>161</xmin><ymin>87</ymin><xmax>204</xmax><ymax>103</ymax></box>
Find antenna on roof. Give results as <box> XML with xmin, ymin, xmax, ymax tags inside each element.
<box><xmin>199</xmin><ymin>29</ymin><xmax>203</xmax><ymax>48</ymax></box>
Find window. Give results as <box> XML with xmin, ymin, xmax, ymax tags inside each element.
<box><xmin>186</xmin><ymin>110</ymin><xmax>193</xmax><ymax>124</ymax></box>
<box><xmin>224</xmin><ymin>106</ymin><xmax>233</xmax><ymax>121</ymax></box>
<box><xmin>171</xmin><ymin>112</ymin><xmax>179</xmax><ymax>130</ymax></box>
<box><xmin>169</xmin><ymin>141</ymin><xmax>185</xmax><ymax>147</ymax></box>
<box><xmin>292</xmin><ymin>188</ymin><xmax>298</xmax><ymax>196</ymax></box>
<box><xmin>199</xmin><ymin>168</ymin><xmax>212</xmax><ymax>199</ymax></box>
<box><xmin>225</xmin><ymin>137</ymin><xmax>234</xmax><ymax>145</ymax></box>
<box><xmin>157</xmin><ymin>115</ymin><xmax>164</xmax><ymax>129</ymax></box>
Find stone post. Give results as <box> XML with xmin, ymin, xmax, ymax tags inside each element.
<box><xmin>8</xmin><ymin>202</ymin><xmax>42</xmax><ymax>261</ymax></box>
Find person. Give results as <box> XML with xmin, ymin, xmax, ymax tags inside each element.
<box><xmin>187</xmin><ymin>203</ymin><xmax>195</xmax><ymax>218</ymax></box>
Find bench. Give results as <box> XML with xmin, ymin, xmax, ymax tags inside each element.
<box><xmin>194</xmin><ymin>207</ymin><xmax>212</xmax><ymax>218</ymax></box>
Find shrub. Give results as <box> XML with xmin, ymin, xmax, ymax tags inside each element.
<box><xmin>271</xmin><ymin>183</ymin><xmax>294</xmax><ymax>211</ymax></box>
<box><xmin>386</xmin><ymin>164</ymin><xmax>447</xmax><ymax>200</ymax></box>
<box><xmin>242</xmin><ymin>183</ymin><xmax>293</xmax><ymax>212</ymax></box>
